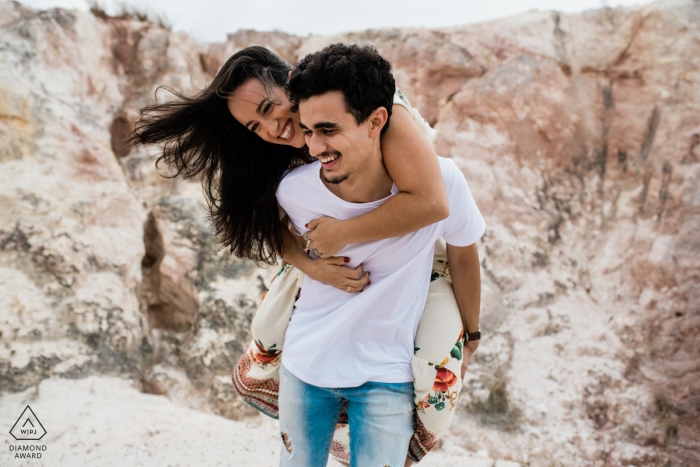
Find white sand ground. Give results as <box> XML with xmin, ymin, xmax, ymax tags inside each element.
<box><xmin>0</xmin><ymin>377</ymin><xmax>515</xmax><ymax>467</ymax></box>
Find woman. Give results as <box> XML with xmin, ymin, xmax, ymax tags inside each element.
<box><xmin>134</xmin><ymin>46</ymin><xmax>473</xmax><ymax>464</ymax></box>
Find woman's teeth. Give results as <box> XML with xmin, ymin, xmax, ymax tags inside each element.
<box><xmin>279</xmin><ymin>120</ymin><xmax>292</xmax><ymax>140</ymax></box>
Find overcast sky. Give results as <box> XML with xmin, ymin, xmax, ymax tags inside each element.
<box><xmin>18</xmin><ymin>0</ymin><xmax>655</xmax><ymax>43</ymax></box>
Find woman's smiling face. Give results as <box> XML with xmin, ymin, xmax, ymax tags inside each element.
<box><xmin>227</xmin><ymin>78</ymin><xmax>306</xmax><ymax>148</ymax></box>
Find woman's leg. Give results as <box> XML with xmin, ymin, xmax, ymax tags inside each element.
<box><xmin>236</xmin><ymin>243</ymin><xmax>463</xmax><ymax>463</ymax></box>
<box><xmin>232</xmin><ymin>263</ymin><xmax>304</xmax><ymax>418</ymax></box>
<box><xmin>408</xmin><ymin>275</ymin><xmax>464</xmax><ymax>462</ymax></box>
<box><xmin>331</xmin><ymin>239</ymin><xmax>464</xmax><ymax>465</ymax></box>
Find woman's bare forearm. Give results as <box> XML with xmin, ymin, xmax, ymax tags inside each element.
<box><xmin>280</xmin><ymin>224</ymin><xmax>315</xmax><ymax>274</ymax></box>
<box><xmin>346</xmin><ymin>104</ymin><xmax>448</xmax><ymax>242</ymax></box>
<box><xmin>334</xmin><ymin>192</ymin><xmax>447</xmax><ymax>244</ymax></box>
<box><xmin>307</xmin><ymin>105</ymin><xmax>449</xmax><ymax>254</ymax></box>
<box><xmin>279</xmin><ymin>222</ymin><xmax>370</xmax><ymax>292</ymax></box>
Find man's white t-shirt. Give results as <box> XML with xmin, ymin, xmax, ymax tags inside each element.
<box><xmin>276</xmin><ymin>157</ymin><xmax>485</xmax><ymax>388</ymax></box>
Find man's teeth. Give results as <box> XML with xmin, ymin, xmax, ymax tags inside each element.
<box><xmin>318</xmin><ymin>154</ymin><xmax>338</xmax><ymax>163</ymax></box>
<box><xmin>279</xmin><ymin>121</ymin><xmax>292</xmax><ymax>140</ymax></box>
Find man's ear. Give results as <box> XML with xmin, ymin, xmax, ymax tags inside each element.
<box><xmin>367</xmin><ymin>107</ymin><xmax>388</xmax><ymax>138</ymax></box>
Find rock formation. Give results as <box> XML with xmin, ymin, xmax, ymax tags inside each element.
<box><xmin>0</xmin><ymin>0</ymin><xmax>698</xmax><ymax>465</ymax></box>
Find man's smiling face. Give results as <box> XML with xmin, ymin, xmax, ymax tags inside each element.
<box><xmin>299</xmin><ymin>91</ymin><xmax>375</xmax><ymax>185</ymax></box>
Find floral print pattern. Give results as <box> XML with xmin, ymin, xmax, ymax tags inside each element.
<box><xmin>232</xmin><ymin>91</ymin><xmax>465</xmax><ymax>463</ymax></box>
<box><xmin>250</xmin><ymin>339</ymin><xmax>281</xmax><ymax>367</ymax></box>
<box><xmin>417</xmin><ymin>337</ymin><xmax>463</xmax><ymax>416</ymax></box>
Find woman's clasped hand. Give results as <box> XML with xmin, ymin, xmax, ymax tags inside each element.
<box><xmin>304</xmin><ymin>216</ymin><xmax>346</xmax><ymax>259</ymax></box>
<box><xmin>305</xmin><ymin>255</ymin><xmax>370</xmax><ymax>293</ymax></box>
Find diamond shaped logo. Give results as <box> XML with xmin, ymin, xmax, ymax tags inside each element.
<box><xmin>10</xmin><ymin>406</ymin><xmax>46</xmax><ymax>441</ymax></box>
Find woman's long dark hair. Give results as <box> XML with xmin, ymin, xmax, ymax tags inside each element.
<box><xmin>132</xmin><ymin>46</ymin><xmax>302</xmax><ymax>265</ymax></box>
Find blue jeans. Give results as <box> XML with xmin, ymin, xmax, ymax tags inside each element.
<box><xmin>278</xmin><ymin>364</ymin><xmax>414</xmax><ymax>467</ymax></box>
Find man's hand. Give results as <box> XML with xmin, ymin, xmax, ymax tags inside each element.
<box><xmin>461</xmin><ymin>340</ymin><xmax>479</xmax><ymax>379</ymax></box>
<box><xmin>305</xmin><ymin>217</ymin><xmax>346</xmax><ymax>258</ymax></box>
<box><xmin>446</xmin><ymin>243</ymin><xmax>481</xmax><ymax>379</ymax></box>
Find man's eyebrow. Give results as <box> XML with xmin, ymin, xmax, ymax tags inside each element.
<box><xmin>299</xmin><ymin>121</ymin><xmax>340</xmax><ymax>131</ymax></box>
<box><xmin>314</xmin><ymin>121</ymin><xmax>339</xmax><ymax>130</ymax></box>
<box><xmin>244</xmin><ymin>98</ymin><xmax>271</xmax><ymax>130</ymax></box>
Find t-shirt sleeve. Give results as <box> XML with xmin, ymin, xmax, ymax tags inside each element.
<box><xmin>278</xmin><ymin>203</ymin><xmax>287</xmax><ymax>221</ymax></box>
<box><xmin>441</xmin><ymin>161</ymin><xmax>486</xmax><ymax>247</ymax></box>
<box><xmin>276</xmin><ymin>176</ymin><xmax>307</xmax><ymax>236</ymax></box>
<box><xmin>393</xmin><ymin>88</ymin><xmax>437</xmax><ymax>144</ymax></box>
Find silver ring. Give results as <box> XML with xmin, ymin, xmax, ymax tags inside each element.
<box><xmin>303</xmin><ymin>232</ymin><xmax>309</xmax><ymax>242</ymax></box>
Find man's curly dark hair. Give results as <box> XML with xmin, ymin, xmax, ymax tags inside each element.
<box><xmin>288</xmin><ymin>44</ymin><xmax>396</xmax><ymax>134</ymax></box>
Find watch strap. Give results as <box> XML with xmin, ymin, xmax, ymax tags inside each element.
<box><xmin>465</xmin><ymin>331</ymin><xmax>481</xmax><ymax>342</ymax></box>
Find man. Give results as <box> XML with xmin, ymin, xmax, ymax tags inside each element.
<box><xmin>276</xmin><ymin>44</ymin><xmax>484</xmax><ymax>466</ymax></box>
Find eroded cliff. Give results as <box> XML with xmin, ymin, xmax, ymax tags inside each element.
<box><xmin>1</xmin><ymin>1</ymin><xmax>698</xmax><ymax>465</ymax></box>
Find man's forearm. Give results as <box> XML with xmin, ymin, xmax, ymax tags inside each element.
<box><xmin>446</xmin><ymin>243</ymin><xmax>481</xmax><ymax>334</ymax></box>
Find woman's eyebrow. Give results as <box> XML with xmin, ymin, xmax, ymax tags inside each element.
<box><xmin>255</xmin><ymin>98</ymin><xmax>270</xmax><ymax>113</ymax></box>
<box><xmin>245</xmin><ymin>99</ymin><xmax>272</xmax><ymax>129</ymax></box>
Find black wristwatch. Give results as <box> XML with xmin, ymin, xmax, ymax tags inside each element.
<box><xmin>463</xmin><ymin>327</ymin><xmax>481</xmax><ymax>343</ymax></box>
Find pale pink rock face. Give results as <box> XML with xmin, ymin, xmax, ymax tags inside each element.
<box><xmin>0</xmin><ymin>1</ymin><xmax>698</xmax><ymax>465</ymax></box>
